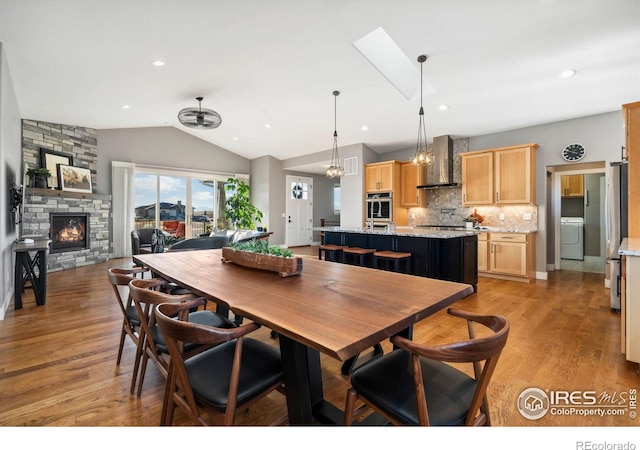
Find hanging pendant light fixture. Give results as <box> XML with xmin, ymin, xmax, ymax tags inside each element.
<box><xmin>326</xmin><ymin>90</ymin><xmax>344</xmax><ymax>179</ymax></box>
<box><xmin>410</xmin><ymin>55</ymin><xmax>434</xmax><ymax>166</ymax></box>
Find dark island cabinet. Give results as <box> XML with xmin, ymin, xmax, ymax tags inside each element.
<box><xmin>324</xmin><ymin>231</ymin><xmax>478</xmax><ymax>290</ymax></box>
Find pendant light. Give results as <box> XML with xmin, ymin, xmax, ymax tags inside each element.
<box><xmin>326</xmin><ymin>90</ymin><xmax>344</xmax><ymax>179</ymax></box>
<box><xmin>410</xmin><ymin>55</ymin><xmax>434</xmax><ymax>166</ymax></box>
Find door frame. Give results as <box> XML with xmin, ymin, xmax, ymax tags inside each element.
<box><xmin>552</xmin><ymin>165</ymin><xmax>606</xmax><ymax>270</ymax></box>
<box><xmin>285</xmin><ymin>175</ymin><xmax>313</xmax><ymax>248</ymax></box>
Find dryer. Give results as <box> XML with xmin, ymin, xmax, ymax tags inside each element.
<box><xmin>561</xmin><ymin>217</ymin><xmax>584</xmax><ymax>260</ymax></box>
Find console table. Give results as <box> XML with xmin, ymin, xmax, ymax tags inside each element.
<box><xmin>13</xmin><ymin>238</ymin><xmax>51</xmax><ymax>310</ymax></box>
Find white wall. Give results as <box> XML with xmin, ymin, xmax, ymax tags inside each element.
<box><xmin>0</xmin><ymin>42</ymin><xmax>23</xmax><ymax>318</ymax></box>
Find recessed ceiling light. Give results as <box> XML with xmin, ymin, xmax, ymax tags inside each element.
<box><xmin>361</xmin><ymin>125</ymin><xmax>368</xmax><ymax>131</ymax></box>
<box><xmin>233</xmin><ymin>137</ymin><xmax>239</xmax><ymax>141</ymax></box>
<box><xmin>439</xmin><ymin>104</ymin><xmax>449</xmax><ymax>111</ymax></box>
<box><xmin>121</xmin><ymin>105</ymin><xmax>131</xmax><ymax>109</ymax></box>
<box><xmin>265</xmin><ymin>124</ymin><xmax>271</xmax><ymax>128</ymax></box>
<box><xmin>560</xmin><ymin>69</ymin><xmax>576</xmax><ymax>78</ymax></box>
<box><xmin>152</xmin><ymin>60</ymin><xmax>165</xmax><ymax>66</ymax></box>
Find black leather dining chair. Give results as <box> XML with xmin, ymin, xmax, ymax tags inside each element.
<box><xmin>343</xmin><ymin>308</ymin><xmax>510</xmax><ymax>426</ymax></box>
<box><xmin>155</xmin><ymin>298</ymin><xmax>286</xmax><ymax>425</ymax></box>
<box><xmin>128</xmin><ymin>277</ymin><xmax>236</xmax><ymax>397</ymax></box>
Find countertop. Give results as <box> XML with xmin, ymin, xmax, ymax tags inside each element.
<box><xmin>313</xmin><ymin>226</ymin><xmax>537</xmax><ymax>239</ymax></box>
<box><xmin>619</xmin><ymin>238</ymin><xmax>640</xmax><ymax>256</ymax></box>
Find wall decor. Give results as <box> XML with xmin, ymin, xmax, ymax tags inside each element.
<box><xmin>58</xmin><ymin>164</ymin><xmax>92</xmax><ymax>193</ymax></box>
<box><xmin>40</xmin><ymin>148</ymin><xmax>73</xmax><ymax>189</ymax></box>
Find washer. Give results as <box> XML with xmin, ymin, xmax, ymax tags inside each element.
<box><xmin>560</xmin><ymin>217</ymin><xmax>584</xmax><ymax>260</ymax></box>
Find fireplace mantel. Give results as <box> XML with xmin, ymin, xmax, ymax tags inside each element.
<box><xmin>26</xmin><ymin>187</ymin><xmax>111</xmax><ymax>202</ymax></box>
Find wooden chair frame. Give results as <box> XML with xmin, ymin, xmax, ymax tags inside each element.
<box><xmin>107</xmin><ymin>266</ymin><xmax>149</xmax><ymax>366</ymax></box>
<box><xmin>128</xmin><ymin>277</ymin><xmax>202</xmax><ymax>397</ymax></box>
<box><xmin>344</xmin><ymin>308</ymin><xmax>510</xmax><ymax>426</ymax></box>
<box><xmin>156</xmin><ymin>299</ymin><xmax>286</xmax><ymax>426</ymax></box>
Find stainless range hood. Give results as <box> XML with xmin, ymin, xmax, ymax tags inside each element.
<box><xmin>417</xmin><ymin>135</ymin><xmax>459</xmax><ymax>189</ymax></box>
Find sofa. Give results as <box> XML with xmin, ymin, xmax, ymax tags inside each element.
<box><xmin>167</xmin><ymin>230</ymin><xmax>271</xmax><ymax>252</ymax></box>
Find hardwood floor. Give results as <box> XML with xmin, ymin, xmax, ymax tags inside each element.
<box><xmin>1</xmin><ymin>246</ymin><xmax>638</xmax><ymax>428</ymax></box>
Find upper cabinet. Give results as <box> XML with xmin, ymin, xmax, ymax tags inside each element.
<box><xmin>461</xmin><ymin>151</ymin><xmax>494</xmax><ymax>205</ymax></box>
<box><xmin>623</xmin><ymin>101</ymin><xmax>640</xmax><ymax>238</ymax></box>
<box><xmin>461</xmin><ymin>143</ymin><xmax>537</xmax><ymax>206</ymax></box>
<box><xmin>399</xmin><ymin>162</ymin><xmax>427</xmax><ymax>207</ymax></box>
<box><xmin>365</xmin><ymin>161</ymin><xmax>399</xmax><ymax>192</ymax></box>
<box><xmin>561</xmin><ymin>174</ymin><xmax>584</xmax><ymax>197</ymax></box>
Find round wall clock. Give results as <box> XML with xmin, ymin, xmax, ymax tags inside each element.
<box><xmin>562</xmin><ymin>143</ymin><xmax>586</xmax><ymax>162</ymax></box>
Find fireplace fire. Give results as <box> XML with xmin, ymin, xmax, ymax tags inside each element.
<box><xmin>50</xmin><ymin>213</ymin><xmax>90</xmax><ymax>253</ymax></box>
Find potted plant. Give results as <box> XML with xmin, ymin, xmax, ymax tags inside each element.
<box><xmin>221</xmin><ymin>238</ymin><xmax>302</xmax><ymax>277</ymax></box>
<box><xmin>26</xmin><ymin>167</ymin><xmax>52</xmax><ymax>189</ymax></box>
<box><xmin>224</xmin><ymin>178</ymin><xmax>264</xmax><ymax>230</ymax></box>
<box><xmin>464</xmin><ymin>216</ymin><xmax>475</xmax><ymax>229</ymax></box>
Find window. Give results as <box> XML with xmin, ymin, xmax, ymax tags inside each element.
<box><xmin>134</xmin><ymin>167</ymin><xmax>238</xmax><ymax>243</ymax></box>
<box><xmin>333</xmin><ymin>184</ymin><xmax>341</xmax><ymax>215</ymax></box>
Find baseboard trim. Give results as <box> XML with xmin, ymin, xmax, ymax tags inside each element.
<box><xmin>1</xmin><ymin>290</ymin><xmax>12</xmax><ymax>320</ymax></box>
<box><xmin>536</xmin><ymin>271</ymin><xmax>548</xmax><ymax>280</ymax></box>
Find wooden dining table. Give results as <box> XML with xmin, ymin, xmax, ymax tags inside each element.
<box><xmin>132</xmin><ymin>248</ymin><xmax>474</xmax><ymax>425</ymax></box>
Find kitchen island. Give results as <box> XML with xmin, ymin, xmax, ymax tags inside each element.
<box><xmin>316</xmin><ymin>226</ymin><xmax>478</xmax><ymax>290</ymax></box>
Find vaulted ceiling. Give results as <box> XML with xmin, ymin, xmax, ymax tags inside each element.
<box><xmin>1</xmin><ymin>0</ymin><xmax>639</xmax><ymax>172</ymax></box>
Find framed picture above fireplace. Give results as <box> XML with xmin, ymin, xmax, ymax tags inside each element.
<box><xmin>58</xmin><ymin>164</ymin><xmax>92</xmax><ymax>193</ymax></box>
<box><xmin>40</xmin><ymin>148</ymin><xmax>73</xmax><ymax>189</ymax></box>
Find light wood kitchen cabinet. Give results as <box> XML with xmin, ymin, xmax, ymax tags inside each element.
<box><xmin>477</xmin><ymin>232</ymin><xmax>488</xmax><ymax>272</ymax></box>
<box><xmin>623</xmin><ymin>101</ymin><xmax>640</xmax><ymax>238</ymax></box>
<box><xmin>479</xmin><ymin>232</ymin><xmax>536</xmax><ymax>282</ymax></box>
<box><xmin>623</xmin><ymin>250</ymin><xmax>640</xmax><ymax>363</ymax></box>
<box><xmin>461</xmin><ymin>143</ymin><xmax>537</xmax><ymax>206</ymax></box>
<box><xmin>461</xmin><ymin>151</ymin><xmax>494</xmax><ymax>205</ymax></box>
<box><xmin>561</xmin><ymin>174</ymin><xmax>584</xmax><ymax>197</ymax></box>
<box><xmin>365</xmin><ymin>161</ymin><xmax>399</xmax><ymax>192</ymax></box>
<box><xmin>399</xmin><ymin>162</ymin><xmax>427</xmax><ymax>207</ymax></box>
<box><xmin>364</xmin><ymin>160</ymin><xmax>406</xmax><ymax>225</ymax></box>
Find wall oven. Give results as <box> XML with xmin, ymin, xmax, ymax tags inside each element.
<box><xmin>365</xmin><ymin>192</ymin><xmax>392</xmax><ymax>227</ymax></box>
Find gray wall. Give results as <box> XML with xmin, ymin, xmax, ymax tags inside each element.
<box><xmin>97</xmin><ymin>126</ymin><xmax>251</xmax><ymax>195</ymax></box>
<box><xmin>251</xmin><ymin>155</ymin><xmax>285</xmax><ymax>245</ymax></box>
<box><xmin>584</xmin><ymin>173</ymin><xmax>605</xmax><ymax>257</ymax></box>
<box><xmin>469</xmin><ymin>111</ymin><xmax>624</xmax><ymax>274</ymax></box>
<box><xmin>0</xmin><ymin>42</ymin><xmax>22</xmax><ymax>318</ymax></box>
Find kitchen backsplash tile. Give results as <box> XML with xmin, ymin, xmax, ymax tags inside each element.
<box><xmin>407</xmin><ymin>202</ymin><xmax>538</xmax><ymax>232</ymax></box>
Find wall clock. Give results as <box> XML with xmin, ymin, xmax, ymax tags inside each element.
<box><xmin>562</xmin><ymin>143</ymin><xmax>586</xmax><ymax>162</ymax></box>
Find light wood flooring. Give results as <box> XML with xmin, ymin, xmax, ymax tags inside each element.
<box><xmin>1</xmin><ymin>245</ymin><xmax>638</xmax><ymax>427</ymax></box>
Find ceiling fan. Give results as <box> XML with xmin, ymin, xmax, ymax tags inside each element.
<box><xmin>177</xmin><ymin>97</ymin><xmax>222</xmax><ymax>129</ymax></box>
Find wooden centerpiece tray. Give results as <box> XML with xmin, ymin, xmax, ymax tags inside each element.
<box><xmin>221</xmin><ymin>247</ymin><xmax>303</xmax><ymax>277</ymax></box>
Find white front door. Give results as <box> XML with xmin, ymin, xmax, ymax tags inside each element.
<box><xmin>286</xmin><ymin>175</ymin><xmax>313</xmax><ymax>247</ymax></box>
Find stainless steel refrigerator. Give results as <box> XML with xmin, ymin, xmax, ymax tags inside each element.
<box><xmin>606</xmin><ymin>161</ymin><xmax>628</xmax><ymax>311</ymax></box>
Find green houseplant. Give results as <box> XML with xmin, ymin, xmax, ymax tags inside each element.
<box><xmin>224</xmin><ymin>178</ymin><xmax>264</xmax><ymax>230</ymax></box>
<box><xmin>222</xmin><ymin>238</ymin><xmax>301</xmax><ymax>277</ymax></box>
<box><xmin>26</xmin><ymin>167</ymin><xmax>52</xmax><ymax>189</ymax></box>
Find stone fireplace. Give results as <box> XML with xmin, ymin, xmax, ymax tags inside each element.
<box><xmin>50</xmin><ymin>212</ymin><xmax>90</xmax><ymax>253</ymax></box>
<box><xmin>22</xmin><ymin>118</ymin><xmax>111</xmax><ymax>272</ymax></box>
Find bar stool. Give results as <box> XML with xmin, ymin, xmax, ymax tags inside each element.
<box><xmin>342</xmin><ymin>247</ymin><xmax>376</xmax><ymax>267</ymax></box>
<box><xmin>373</xmin><ymin>250</ymin><xmax>412</xmax><ymax>274</ymax></box>
<box><xmin>318</xmin><ymin>244</ymin><xmax>348</xmax><ymax>263</ymax></box>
